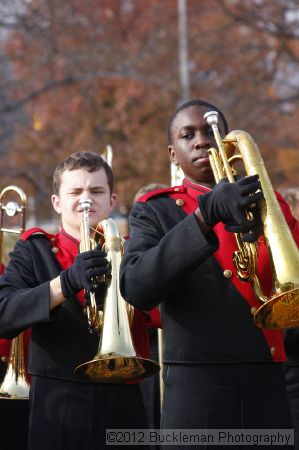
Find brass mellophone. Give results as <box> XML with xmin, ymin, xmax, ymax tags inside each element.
<box><xmin>204</xmin><ymin>111</ymin><xmax>299</xmax><ymax>329</ymax></box>
<box><xmin>74</xmin><ymin>198</ymin><xmax>160</xmax><ymax>382</ymax></box>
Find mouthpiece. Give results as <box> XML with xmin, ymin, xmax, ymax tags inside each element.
<box><xmin>79</xmin><ymin>198</ymin><xmax>91</xmax><ymax>211</ymax></box>
<box><xmin>204</xmin><ymin>111</ymin><xmax>219</xmax><ymax>127</ymax></box>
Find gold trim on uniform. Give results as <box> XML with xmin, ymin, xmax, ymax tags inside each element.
<box><xmin>223</xmin><ymin>269</ymin><xmax>233</xmax><ymax>278</ymax></box>
<box><xmin>175</xmin><ymin>198</ymin><xmax>185</xmax><ymax>207</ymax></box>
<box><xmin>250</xmin><ymin>307</ymin><xmax>257</xmax><ymax>315</ymax></box>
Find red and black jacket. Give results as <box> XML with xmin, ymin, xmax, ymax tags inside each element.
<box><xmin>120</xmin><ymin>179</ymin><xmax>299</xmax><ymax>364</ymax></box>
<box><xmin>0</xmin><ymin>228</ymin><xmax>155</xmax><ymax>382</ymax></box>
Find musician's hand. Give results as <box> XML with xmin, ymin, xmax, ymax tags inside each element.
<box><xmin>83</xmin><ymin>281</ymin><xmax>108</xmax><ymax>310</ymax></box>
<box><xmin>197</xmin><ymin>175</ymin><xmax>264</xmax><ymax>240</ymax></box>
<box><xmin>224</xmin><ymin>203</ymin><xmax>263</xmax><ymax>243</ymax></box>
<box><xmin>60</xmin><ymin>245</ymin><xmax>108</xmax><ymax>298</ymax></box>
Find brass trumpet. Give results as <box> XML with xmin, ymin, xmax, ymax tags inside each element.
<box><xmin>75</xmin><ymin>200</ymin><xmax>160</xmax><ymax>382</ymax></box>
<box><xmin>204</xmin><ymin>111</ymin><xmax>299</xmax><ymax>329</ymax></box>
<box><xmin>0</xmin><ymin>185</ymin><xmax>30</xmax><ymax>399</ymax></box>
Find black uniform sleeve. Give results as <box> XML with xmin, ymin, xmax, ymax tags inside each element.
<box><xmin>0</xmin><ymin>239</ymin><xmax>51</xmax><ymax>338</ymax></box>
<box><xmin>120</xmin><ymin>200</ymin><xmax>219</xmax><ymax>310</ymax></box>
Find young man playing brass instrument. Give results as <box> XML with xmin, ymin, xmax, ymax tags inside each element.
<box><xmin>120</xmin><ymin>100</ymin><xmax>299</xmax><ymax>448</ymax></box>
<box><xmin>0</xmin><ymin>152</ymin><xmax>152</xmax><ymax>450</ymax></box>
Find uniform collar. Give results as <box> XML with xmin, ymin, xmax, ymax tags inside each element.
<box><xmin>183</xmin><ymin>178</ymin><xmax>211</xmax><ymax>199</ymax></box>
<box><xmin>56</xmin><ymin>228</ymin><xmax>80</xmax><ymax>256</ymax></box>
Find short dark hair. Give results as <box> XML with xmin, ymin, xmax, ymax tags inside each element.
<box><xmin>167</xmin><ymin>99</ymin><xmax>229</xmax><ymax>145</ymax></box>
<box><xmin>53</xmin><ymin>151</ymin><xmax>113</xmax><ymax>195</ymax></box>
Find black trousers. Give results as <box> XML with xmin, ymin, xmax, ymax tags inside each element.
<box><xmin>140</xmin><ymin>330</ymin><xmax>161</xmax><ymax>450</ymax></box>
<box><xmin>28</xmin><ymin>376</ymin><xmax>149</xmax><ymax>450</ymax></box>
<box><xmin>161</xmin><ymin>363</ymin><xmax>294</xmax><ymax>450</ymax></box>
<box><xmin>140</xmin><ymin>329</ymin><xmax>161</xmax><ymax>429</ymax></box>
<box><xmin>0</xmin><ymin>399</ymin><xmax>29</xmax><ymax>450</ymax></box>
<box><xmin>284</xmin><ymin>365</ymin><xmax>299</xmax><ymax>450</ymax></box>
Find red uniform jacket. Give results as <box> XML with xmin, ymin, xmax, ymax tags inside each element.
<box><xmin>121</xmin><ymin>179</ymin><xmax>299</xmax><ymax>364</ymax></box>
<box><xmin>19</xmin><ymin>228</ymin><xmax>157</xmax><ymax>363</ymax></box>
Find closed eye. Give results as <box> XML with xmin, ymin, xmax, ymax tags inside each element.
<box><xmin>68</xmin><ymin>190</ymin><xmax>83</xmax><ymax>195</ymax></box>
<box><xmin>91</xmin><ymin>189</ymin><xmax>106</xmax><ymax>194</ymax></box>
<box><xmin>181</xmin><ymin>130</ymin><xmax>194</xmax><ymax>139</ymax></box>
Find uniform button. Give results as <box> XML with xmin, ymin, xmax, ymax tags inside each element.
<box><xmin>174</xmin><ymin>188</ymin><xmax>180</xmax><ymax>192</ymax></box>
<box><xmin>51</xmin><ymin>247</ymin><xmax>59</xmax><ymax>254</ymax></box>
<box><xmin>270</xmin><ymin>346</ymin><xmax>275</xmax><ymax>356</ymax></box>
<box><xmin>1</xmin><ymin>356</ymin><xmax>7</xmax><ymax>363</ymax></box>
<box><xmin>250</xmin><ymin>307</ymin><xmax>257</xmax><ymax>315</ymax></box>
<box><xmin>223</xmin><ymin>269</ymin><xmax>233</xmax><ymax>278</ymax></box>
<box><xmin>176</xmin><ymin>198</ymin><xmax>184</xmax><ymax>206</ymax></box>
<box><xmin>51</xmin><ymin>237</ymin><xmax>56</xmax><ymax>242</ymax></box>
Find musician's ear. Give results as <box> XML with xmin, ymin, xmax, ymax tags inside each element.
<box><xmin>51</xmin><ymin>194</ymin><xmax>61</xmax><ymax>215</ymax></box>
<box><xmin>109</xmin><ymin>193</ymin><xmax>116</xmax><ymax>211</ymax></box>
<box><xmin>169</xmin><ymin>145</ymin><xmax>179</xmax><ymax>166</ymax></box>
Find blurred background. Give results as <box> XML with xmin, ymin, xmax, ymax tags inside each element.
<box><xmin>0</xmin><ymin>0</ymin><xmax>299</xmax><ymax>232</ymax></box>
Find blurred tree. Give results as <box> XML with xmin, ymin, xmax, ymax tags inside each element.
<box><xmin>0</xmin><ymin>0</ymin><xmax>298</xmax><ymax>222</ymax></box>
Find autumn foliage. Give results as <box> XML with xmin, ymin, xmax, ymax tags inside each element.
<box><xmin>0</xmin><ymin>0</ymin><xmax>298</xmax><ymax>222</ymax></box>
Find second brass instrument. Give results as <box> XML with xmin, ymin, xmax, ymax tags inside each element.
<box><xmin>75</xmin><ymin>199</ymin><xmax>160</xmax><ymax>382</ymax></box>
<box><xmin>204</xmin><ymin>111</ymin><xmax>299</xmax><ymax>329</ymax></box>
<box><xmin>0</xmin><ymin>185</ymin><xmax>30</xmax><ymax>399</ymax></box>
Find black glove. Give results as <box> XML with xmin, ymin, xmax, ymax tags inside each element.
<box><xmin>198</xmin><ymin>174</ymin><xmax>264</xmax><ymax>242</ymax></box>
<box><xmin>224</xmin><ymin>201</ymin><xmax>263</xmax><ymax>243</ymax></box>
<box><xmin>60</xmin><ymin>245</ymin><xmax>108</xmax><ymax>298</ymax></box>
<box><xmin>83</xmin><ymin>281</ymin><xmax>108</xmax><ymax>310</ymax></box>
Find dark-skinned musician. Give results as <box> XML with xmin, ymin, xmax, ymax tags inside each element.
<box><xmin>120</xmin><ymin>99</ymin><xmax>299</xmax><ymax>449</ymax></box>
